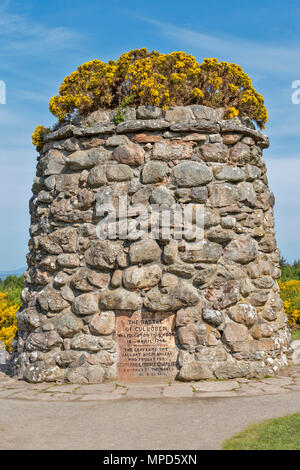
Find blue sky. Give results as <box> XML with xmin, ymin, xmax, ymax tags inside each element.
<box><xmin>0</xmin><ymin>0</ymin><xmax>299</xmax><ymax>269</ymax></box>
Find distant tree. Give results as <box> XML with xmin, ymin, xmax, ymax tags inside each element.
<box><xmin>280</xmin><ymin>260</ymin><xmax>300</xmax><ymax>282</ymax></box>
<box><xmin>280</xmin><ymin>257</ymin><xmax>288</xmax><ymax>268</ymax></box>
<box><xmin>0</xmin><ymin>275</ymin><xmax>23</xmax><ymax>306</ymax></box>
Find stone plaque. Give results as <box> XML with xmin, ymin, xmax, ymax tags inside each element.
<box><xmin>116</xmin><ymin>311</ymin><xmax>178</xmax><ymax>379</ymax></box>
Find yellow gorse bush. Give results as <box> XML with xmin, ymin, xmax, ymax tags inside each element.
<box><xmin>48</xmin><ymin>48</ymin><xmax>268</xmax><ymax>129</ymax></box>
<box><xmin>0</xmin><ymin>292</ymin><xmax>18</xmax><ymax>351</ymax></box>
<box><xmin>278</xmin><ymin>280</ymin><xmax>300</xmax><ymax>327</ymax></box>
<box><xmin>32</xmin><ymin>125</ymin><xmax>50</xmax><ymax>149</ymax></box>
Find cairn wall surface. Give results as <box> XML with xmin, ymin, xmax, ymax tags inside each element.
<box><xmin>10</xmin><ymin>105</ymin><xmax>291</xmax><ymax>383</ymax></box>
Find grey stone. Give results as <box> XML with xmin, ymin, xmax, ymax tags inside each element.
<box><xmin>168</xmin><ymin>263</ymin><xmax>195</xmax><ymax>279</ymax></box>
<box><xmin>207</xmin><ymin>227</ymin><xmax>235</xmax><ymax>243</ymax></box>
<box><xmin>112</xmin><ymin>143</ymin><xmax>145</xmax><ymax>166</ymax></box>
<box><xmin>202</xmin><ymin>308</ymin><xmax>223</xmax><ymax>327</ymax></box>
<box><xmin>38</xmin><ymin>286</ymin><xmax>69</xmax><ymax>312</ymax></box>
<box><xmin>223</xmin><ymin>323</ymin><xmax>249</xmax><ymax>343</ymax></box>
<box><xmin>25</xmin><ymin>331</ymin><xmax>63</xmax><ymax>352</ymax></box>
<box><xmin>85</xmin><ymin>109</ymin><xmax>111</xmax><ymax>125</ymax></box>
<box><xmin>209</xmin><ymin>183</ymin><xmax>239</xmax><ymax>207</ymax></box>
<box><xmin>245</xmin><ymin>164</ymin><xmax>261</xmax><ymax>180</ymax></box>
<box><xmin>71</xmin><ymin>268</ymin><xmax>110</xmax><ymax>292</ymax></box>
<box><xmin>55</xmin><ymin>173</ymin><xmax>80</xmax><ymax>192</ymax></box>
<box><xmin>57</xmin><ymin>310</ymin><xmax>83</xmax><ymax>337</ymax></box>
<box><xmin>193</xmin><ymin>266</ymin><xmax>217</xmax><ymax>286</ymax></box>
<box><xmin>209</xmin><ymin>134</ymin><xmax>222</xmax><ymax>143</ymax></box>
<box><xmin>220</xmin><ymin>121</ymin><xmax>265</xmax><ymax>141</ymax></box>
<box><xmin>40</xmin><ymin>150</ymin><xmax>66</xmax><ymax>176</ymax></box>
<box><xmin>136</xmin><ymin>105</ymin><xmax>162</xmax><ymax>119</ymax></box>
<box><xmin>165</xmin><ymin>106</ymin><xmax>194</xmax><ymax>122</ymax></box>
<box><xmin>222</xmin><ymin>133</ymin><xmax>241</xmax><ymax>145</ymax></box>
<box><xmin>190</xmin><ymin>186</ymin><xmax>208</xmax><ymax>203</ymax></box>
<box><xmin>106</xmin><ymin>164</ymin><xmax>133</xmax><ymax>182</ymax></box>
<box><xmin>37</xmin><ymin>190</ymin><xmax>53</xmax><ymax>203</ymax></box>
<box><xmin>144</xmin><ymin>280</ymin><xmax>199</xmax><ymax>311</ymax></box>
<box><xmin>62</xmin><ymin>137</ymin><xmax>80</xmax><ymax>152</ymax></box>
<box><xmin>99</xmin><ymin>288</ymin><xmax>142</xmax><ymax>311</ymax></box>
<box><xmin>228</xmin><ymin>303</ymin><xmax>257</xmax><ymax>327</ymax></box>
<box><xmin>123</xmin><ymin>264</ymin><xmax>162</xmax><ymax>289</ymax></box>
<box><xmin>150</xmin><ymin>186</ymin><xmax>175</xmax><ymax>207</ymax></box>
<box><xmin>291</xmin><ymin>340</ymin><xmax>300</xmax><ymax>365</ymax></box>
<box><xmin>67</xmin><ymin>148</ymin><xmax>109</xmax><ymax>169</ymax></box>
<box><xmin>72</xmin><ymin>293</ymin><xmax>99</xmax><ymax>315</ymax></box>
<box><xmin>230</xmin><ymin>142</ymin><xmax>251</xmax><ymax>164</ymax></box>
<box><xmin>116</xmin><ymin>119</ymin><xmax>170</xmax><ymax>133</ymax></box>
<box><xmin>215</xmin><ymin>165</ymin><xmax>245</xmax><ymax>182</ymax></box>
<box><xmin>95</xmin><ymin>187</ymin><xmax>113</xmax><ymax>209</ymax></box>
<box><xmin>180</xmin><ymin>241</ymin><xmax>222</xmax><ymax>263</ymax></box>
<box><xmin>173</xmin><ymin>162</ymin><xmax>213</xmax><ymax>187</ymax></box>
<box><xmin>85</xmin><ymin>240</ymin><xmax>122</xmax><ymax>270</ymax></box>
<box><xmin>87</xmin><ymin>165</ymin><xmax>107</xmax><ymax>187</ymax></box>
<box><xmin>65</xmin><ymin>365</ymin><xmax>105</xmax><ymax>384</ymax></box>
<box><xmin>71</xmin><ymin>334</ymin><xmax>113</xmax><ymax>352</ymax></box>
<box><xmin>44</xmin><ymin>124</ymin><xmax>75</xmax><ymax>142</ymax></box>
<box><xmin>163</xmin><ymin>240</ymin><xmax>178</xmax><ymax>264</ymax></box>
<box><xmin>214</xmin><ymin>363</ymin><xmax>249</xmax><ymax>379</ymax></box>
<box><xmin>224</xmin><ymin>234</ymin><xmax>258</xmax><ymax>264</ymax></box>
<box><xmin>248</xmin><ymin>290</ymin><xmax>269</xmax><ymax>307</ymax></box>
<box><xmin>190</xmin><ymin>105</ymin><xmax>224</xmax><ymax>121</ymax></box>
<box><xmin>73</xmin><ymin>123</ymin><xmax>116</xmax><ymax>136</ymax></box>
<box><xmin>221</xmin><ymin>216</ymin><xmax>236</xmax><ymax>229</ymax></box>
<box><xmin>142</xmin><ymin>161</ymin><xmax>168</xmax><ymax>183</ymax></box>
<box><xmin>199</xmin><ymin>143</ymin><xmax>229</xmax><ymax>163</ymax></box>
<box><xmin>57</xmin><ymin>253</ymin><xmax>80</xmax><ymax>268</ymax></box>
<box><xmin>170</xmin><ymin>120</ymin><xmax>219</xmax><ymax>133</ymax></box>
<box><xmin>105</xmin><ymin>135</ymin><xmax>131</xmax><ymax>147</ymax></box>
<box><xmin>21</xmin><ymin>308</ymin><xmax>41</xmax><ymax>329</ymax></box>
<box><xmin>89</xmin><ymin>311</ymin><xmax>115</xmax><ymax>336</ymax></box>
<box><xmin>237</xmin><ymin>182</ymin><xmax>257</xmax><ymax>206</ymax></box>
<box><xmin>129</xmin><ymin>239</ymin><xmax>161</xmax><ymax>264</ymax></box>
<box><xmin>178</xmin><ymin>361</ymin><xmax>214</xmax><ymax>381</ymax></box>
<box><xmin>61</xmin><ymin>286</ymin><xmax>75</xmax><ymax>303</ymax></box>
<box><xmin>39</xmin><ymin>227</ymin><xmax>77</xmax><ymax>255</ymax></box>
<box><xmin>152</xmin><ymin>141</ymin><xmax>193</xmax><ymax>161</ymax></box>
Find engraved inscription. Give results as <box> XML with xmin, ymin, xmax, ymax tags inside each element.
<box><xmin>116</xmin><ymin>311</ymin><xmax>178</xmax><ymax>379</ymax></box>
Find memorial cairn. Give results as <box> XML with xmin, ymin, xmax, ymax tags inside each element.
<box><xmin>10</xmin><ymin>50</ymin><xmax>291</xmax><ymax>384</ymax></box>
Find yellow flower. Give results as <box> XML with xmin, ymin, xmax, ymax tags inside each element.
<box><xmin>44</xmin><ymin>48</ymin><xmax>268</xmax><ymax>130</ymax></box>
<box><xmin>279</xmin><ymin>280</ymin><xmax>300</xmax><ymax>327</ymax></box>
<box><xmin>225</xmin><ymin>107</ymin><xmax>239</xmax><ymax>119</ymax></box>
<box><xmin>0</xmin><ymin>292</ymin><xmax>18</xmax><ymax>351</ymax></box>
<box><xmin>32</xmin><ymin>125</ymin><xmax>50</xmax><ymax>149</ymax></box>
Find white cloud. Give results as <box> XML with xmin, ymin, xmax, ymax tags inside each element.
<box><xmin>141</xmin><ymin>17</ymin><xmax>300</xmax><ymax>76</ymax></box>
<box><xmin>0</xmin><ymin>2</ymin><xmax>81</xmax><ymax>56</ymax></box>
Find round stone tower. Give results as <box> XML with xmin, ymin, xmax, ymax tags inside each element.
<box><xmin>10</xmin><ymin>105</ymin><xmax>291</xmax><ymax>383</ymax></box>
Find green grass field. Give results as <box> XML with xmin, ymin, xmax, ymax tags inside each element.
<box><xmin>291</xmin><ymin>329</ymin><xmax>300</xmax><ymax>340</ymax></box>
<box><xmin>223</xmin><ymin>413</ymin><xmax>300</xmax><ymax>450</ymax></box>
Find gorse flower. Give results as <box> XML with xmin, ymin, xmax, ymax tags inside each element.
<box><xmin>0</xmin><ymin>292</ymin><xmax>18</xmax><ymax>351</ymax></box>
<box><xmin>279</xmin><ymin>280</ymin><xmax>300</xmax><ymax>327</ymax></box>
<box><xmin>47</xmin><ymin>49</ymin><xmax>268</xmax><ymax>130</ymax></box>
<box><xmin>32</xmin><ymin>125</ymin><xmax>50</xmax><ymax>149</ymax></box>
<box><xmin>225</xmin><ymin>107</ymin><xmax>239</xmax><ymax>119</ymax></box>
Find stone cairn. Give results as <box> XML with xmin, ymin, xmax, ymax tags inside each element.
<box><xmin>10</xmin><ymin>105</ymin><xmax>291</xmax><ymax>384</ymax></box>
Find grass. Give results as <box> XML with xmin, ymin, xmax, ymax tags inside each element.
<box><xmin>291</xmin><ymin>329</ymin><xmax>300</xmax><ymax>340</ymax></box>
<box><xmin>223</xmin><ymin>413</ymin><xmax>300</xmax><ymax>450</ymax></box>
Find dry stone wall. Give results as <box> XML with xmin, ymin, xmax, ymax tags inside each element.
<box><xmin>10</xmin><ymin>105</ymin><xmax>291</xmax><ymax>383</ymax></box>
